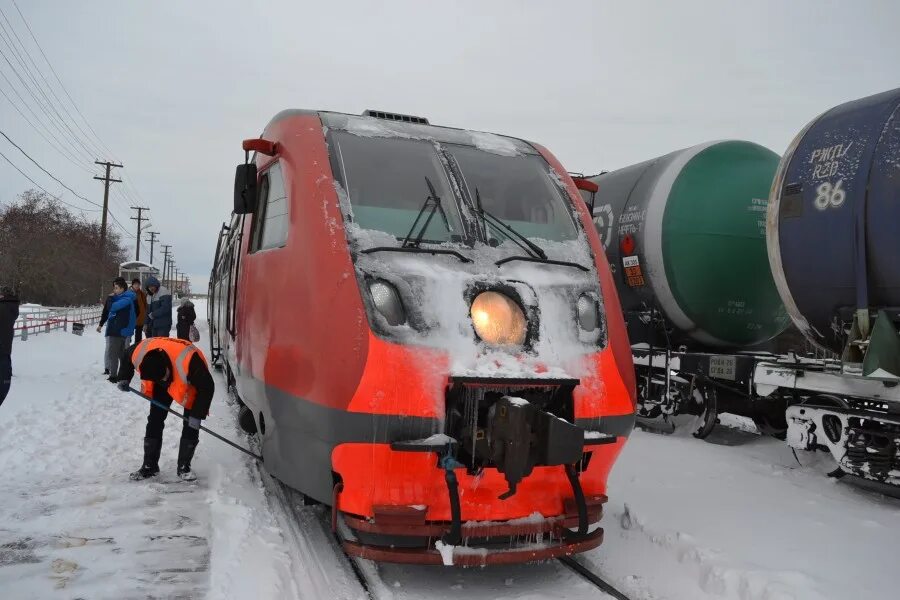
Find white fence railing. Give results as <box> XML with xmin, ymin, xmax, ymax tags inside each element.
<box><xmin>14</xmin><ymin>305</ymin><xmax>104</xmax><ymax>340</ymax></box>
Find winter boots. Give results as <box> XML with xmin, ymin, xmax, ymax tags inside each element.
<box><xmin>130</xmin><ymin>437</ymin><xmax>162</xmax><ymax>480</ymax></box>
<box><xmin>130</xmin><ymin>437</ymin><xmax>199</xmax><ymax>481</ymax></box>
<box><xmin>177</xmin><ymin>438</ymin><xmax>199</xmax><ymax>481</ymax></box>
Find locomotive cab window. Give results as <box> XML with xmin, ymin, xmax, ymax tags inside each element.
<box><xmin>330</xmin><ymin>131</ymin><xmax>465</xmax><ymax>242</ymax></box>
<box><xmin>250</xmin><ymin>161</ymin><xmax>289</xmax><ymax>252</ymax></box>
<box><xmin>448</xmin><ymin>145</ymin><xmax>579</xmax><ymax>242</ymax></box>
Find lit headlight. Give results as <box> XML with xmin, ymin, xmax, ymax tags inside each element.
<box><xmin>576</xmin><ymin>294</ymin><xmax>599</xmax><ymax>331</ymax></box>
<box><xmin>369</xmin><ymin>280</ymin><xmax>406</xmax><ymax>326</ymax></box>
<box><xmin>470</xmin><ymin>291</ymin><xmax>527</xmax><ymax>346</ymax></box>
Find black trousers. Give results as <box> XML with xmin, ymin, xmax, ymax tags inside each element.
<box><xmin>134</xmin><ymin>326</ymin><xmax>143</xmax><ymax>344</ymax></box>
<box><xmin>0</xmin><ymin>354</ymin><xmax>10</xmax><ymax>407</ymax></box>
<box><xmin>145</xmin><ymin>391</ymin><xmax>199</xmax><ymax>443</ymax></box>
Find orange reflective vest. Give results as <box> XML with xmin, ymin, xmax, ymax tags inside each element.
<box><xmin>131</xmin><ymin>338</ymin><xmax>208</xmax><ymax>409</ymax></box>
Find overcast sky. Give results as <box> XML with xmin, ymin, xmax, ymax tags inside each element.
<box><xmin>1</xmin><ymin>0</ymin><xmax>897</xmax><ymax>292</ymax></box>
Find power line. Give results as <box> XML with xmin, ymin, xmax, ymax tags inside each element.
<box><xmin>0</xmin><ymin>128</ymin><xmax>101</xmax><ymax>207</ymax></box>
<box><xmin>0</xmin><ymin>68</ymin><xmax>91</xmax><ymax>170</ymax></box>
<box><xmin>0</xmin><ymin>42</ymin><xmax>93</xmax><ymax>164</ymax></box>
<box><xmin>12</xmin><ymin>0</ymin><xmax>118</xmax><ymax>162</ymax></box>
<box><xmin>0</xmin><ymin>147</ymin><xmax>99</xmax><ymax>213</ymax></box>
<box><xmin>0</xmin><ymin>84</ymin><xmax>93</xmax><ymax>174</ymax></box>
<box><xmin>3</xmin><ymin>3</ymin><xmax>163</xmax><ymax>255</ymax></box>
<box><xmin>0</xmin><ymin>10</ymin><xmax>98</xmax><ymax>161</ymax></box>
<box><xmin>0</xmin><ymin>4</ymin><xmax>105</xmax><ymax>159</ymax></box>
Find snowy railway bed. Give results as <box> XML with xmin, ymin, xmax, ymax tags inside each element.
<box><xmin>1</xmin><ymin>304</ymin><xmax>899</xmax><ymax>600</ymax></box>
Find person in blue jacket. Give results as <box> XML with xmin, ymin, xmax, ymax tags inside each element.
<box><xmin>104</xmin><ymin>277</ymin><xmax>136</xmax><ymax>382</ymax></box>
<box><xmin>144</xmin><ymin>276</ymin><xmax>173</xmax><ymax>338</ymax></box>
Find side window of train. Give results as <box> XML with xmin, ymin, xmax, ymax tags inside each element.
<box><xmin>250</xmin><ymin>161</ymin><xmax>289</xmax><ymax>252</ymax></box>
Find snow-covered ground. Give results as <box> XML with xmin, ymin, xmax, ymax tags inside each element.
<box><xmin>1</xmin><ymin>300</ymin><xmax>898</xmax><ymax>599</ymax></box>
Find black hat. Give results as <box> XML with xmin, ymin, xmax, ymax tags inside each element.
<box><xmin>139</xmin><ymin>350</ymin><xmax>169</xmax><ymax>381</ymax></box>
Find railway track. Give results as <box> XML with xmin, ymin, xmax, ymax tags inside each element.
<box><xmin>558</xmin><ymin>555</ymin><xmax>632</xmax><ymax>600</ymax></box>
<box><xmin>332</xmin><ymin>510</ymin><xmax>631</xmax><ymax>600</ymax></box>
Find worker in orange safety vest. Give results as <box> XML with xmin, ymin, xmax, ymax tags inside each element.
<box><xmin>116</xmin><ymin>337</ymin><xmax>215</xmax><ymax>481</ymax></box>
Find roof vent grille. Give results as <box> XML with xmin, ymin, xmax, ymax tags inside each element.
<box><xmin>362</xmin><ymin>109</ymin><xmax>429</xmax><ymax>125</ymax></box>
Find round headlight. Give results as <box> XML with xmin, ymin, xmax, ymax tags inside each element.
<box><xmin>470</xmin><ymin>291</ymin><xmax>527</xmax><ymax>346</ymax></box>
<box><xmin>577</xmin><ymin>294</ymin><xmax>599</xmax><ymax>331</ymax></box>
<box><xmin>369</xmin><ymin>280</ymin><xmax>406</xmax><ymax>326</ymax></box>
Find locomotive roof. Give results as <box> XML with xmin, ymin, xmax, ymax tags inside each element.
<box><xmin>265</xmin><ymin>109</ymin><xmax>539</xmax><ymax>156</ymax></box>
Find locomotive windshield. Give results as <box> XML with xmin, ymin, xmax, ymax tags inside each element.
<box><xmin>330</xmin><ymin>129</ymin><xmax>580</xmax><ymax>245</ymax></box>
<box><xmin>447</xmin><ymin>145</ymin><xmax>578</xmax><ymax>242</ymax></box>
<box><xmin>330</xmin><ymin>131</ymin><xmax>465</xmax><ymax>242</ymax></box>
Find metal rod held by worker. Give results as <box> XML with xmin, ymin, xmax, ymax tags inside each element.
<box><xmin>126</xmin><ymin>387</ymin><xmax>263</xmax><ymax>461</ymax></box>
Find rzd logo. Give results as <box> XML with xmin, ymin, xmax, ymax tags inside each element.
<box><xmin>592</xmin><ymin>204</ymin><xmax>614</xmax><ymax>250</ymax></box>
<box><xmin>814</xmin><ymin>179</ymin><xmax>846</xmax><ymax>210</ymax></box>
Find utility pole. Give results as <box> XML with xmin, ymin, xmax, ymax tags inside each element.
<box><xmin>130</xmin><ymin>206</ymin><xmax>150</xmax><ymax>261</ymax></box>
<box><xmin>146</xmin><ymin>231</ymin><xmax>159</xmax><ymax>265</ymax></box>
<box><xmin>93</xmin><ymin>161</ymin><xmax>123</xmax><ymax>255</ymax></box>
<box><xmin>160</xmin><ymin>244</ymin><xmax>171</xmax><ymax>287</ymax></box>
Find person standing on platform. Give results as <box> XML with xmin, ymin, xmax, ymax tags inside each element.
<box><xmin>131</xmin><ymin>278</ymin><xmax>148</xmax><ymax>344</ymax></box>
<box><xmin>144</xmin><ymin>276</ymin><xmax>172</xmax><ymax>338</ymax></box>
<box><xmin>176</xmin><ymin>299</ymin><xmax>196</xmax><ymax>341</ymax></box>
<box><xmin>0</xmin><ymin>286</ymin><xmax>19</xmax><ymax>407</ymax></box>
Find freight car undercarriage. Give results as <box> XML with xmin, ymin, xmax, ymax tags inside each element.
<box><xmin>635</xmin><ymin>347</ymin><xmax>900</xmax><ymax>489</ymax></box>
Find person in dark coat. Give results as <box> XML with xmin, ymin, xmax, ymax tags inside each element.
<box><xmin>144</xmin><ymin>275</ymin><xmax>173</xmax><ymax>337</ymax></box>
<box><xmin>176</xmin><ymin>299</ymin><xmax>196</xmax><ymax>341</ymax></box>
<box><xmin>0</xmin><ymin>286</ymin><xmax>20</xmax><ymax>407</ymax></box>
<box><xmin>131</xmin><ymin>279</ymin><xmax>148</xmax><ymax>343</ymax></box>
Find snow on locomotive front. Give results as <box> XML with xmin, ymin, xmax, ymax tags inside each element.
<box><xmin>227</xmin><ymin>110</ymin><xmax>636</xmax><ymax>566</ymax></box>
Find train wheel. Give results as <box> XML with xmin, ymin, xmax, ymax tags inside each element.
<box><xmin>791</xmin><ymin>395</ymin><xmax>847</xmax><ymax>478</ymax></box>
<box><xmin>690</xmin><ymin>384</ymin><xmax>718</xmax><ymax>439</ymax></box>
<box><xmin>238</xmin><ymin>405</ymin><xmax>258</xmax><ymax>434</ymax></box>
<box><xmin>667</xmin><ymin>382</ymin><xmax>718</xmax><ymax>439</ymax></box>
<box><xmin>752</xmin><ymin>411</ymin><xmax>788</xmax><ymax>440</ymax></box>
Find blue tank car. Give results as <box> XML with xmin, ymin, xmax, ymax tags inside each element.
<box><xmin>768</xmin><ymin>87</ymin><xmax>900</xmax><ymax>377</ymax></box>
<box><xmin>761</xmin><ymin>88</ymin><xmax>900</xmax><ymax>490</ymax></box>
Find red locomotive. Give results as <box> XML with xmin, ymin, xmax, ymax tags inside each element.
<box><xmin>209</xmin><ymin>109</ymin><xmax>635</xmax><ymax>566</ymax></box>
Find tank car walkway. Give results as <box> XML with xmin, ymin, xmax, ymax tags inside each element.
<box><xmin>0</xmin><ymin>301</ymin><xmax>898</xmax><ymax>599</ymax></box>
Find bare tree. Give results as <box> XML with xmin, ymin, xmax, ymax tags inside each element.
<box><xmin>0</xmin><ymin>189</ymin><xmax>127</xmax><ymax>305</ymax></box>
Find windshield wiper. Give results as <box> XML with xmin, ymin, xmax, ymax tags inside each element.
<box><xmin>474</xmin><ymin>188</ymin><xmax>547</xmax><ymax>260</ymax></box>
<box><xmin>361</xmin><ymin>246</ymin><xmax>472</xmax><ymax>263</ymax></box>
<box><xmin>401</xmin><ymin>177</ymin><xmax>450</xmax><ymax>249</ymax></box>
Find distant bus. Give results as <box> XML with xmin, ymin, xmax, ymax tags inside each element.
<box><xmin>118</xmin><ymin>261</ymin><xmax>159</xmax><ymax>287</ymax></box>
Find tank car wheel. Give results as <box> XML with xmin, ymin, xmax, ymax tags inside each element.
<box><xmin>690</xmin><ymin>383</ymin><xmax>718</xmax><ymax>440</ymax></box>
<box><xmin>752</xmin><ymin>411</ymin><xmax>788</xmax><ymax>440</ymax></box>
<box><xmin>667</xmin><ymin>381</ymin><xmax>718</xmax><ymax>439</ymax></box>
<box><xmin>790</xmin><ymin>395</ymin><xmax>847</xmax><ymax>478</ymax></box>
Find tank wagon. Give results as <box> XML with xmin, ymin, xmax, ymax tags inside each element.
<box><xmin>209</xmin><ymin>109</ymin><xmax>636</xmax><ymax>565</ymax></box>
<box><xmin>761</xmin><ymin>87</ymin><xmax>900</xmax><ymax>487</ymax></box>
<box><xmin>580</xmin><ymin>89</ymin><xmax>900</xmax><ymax>490</ymax></box>
<box><xmin>578</xmin><ymin>141</ymin><xmax>791</xmax><ymax>437</ymax></box>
